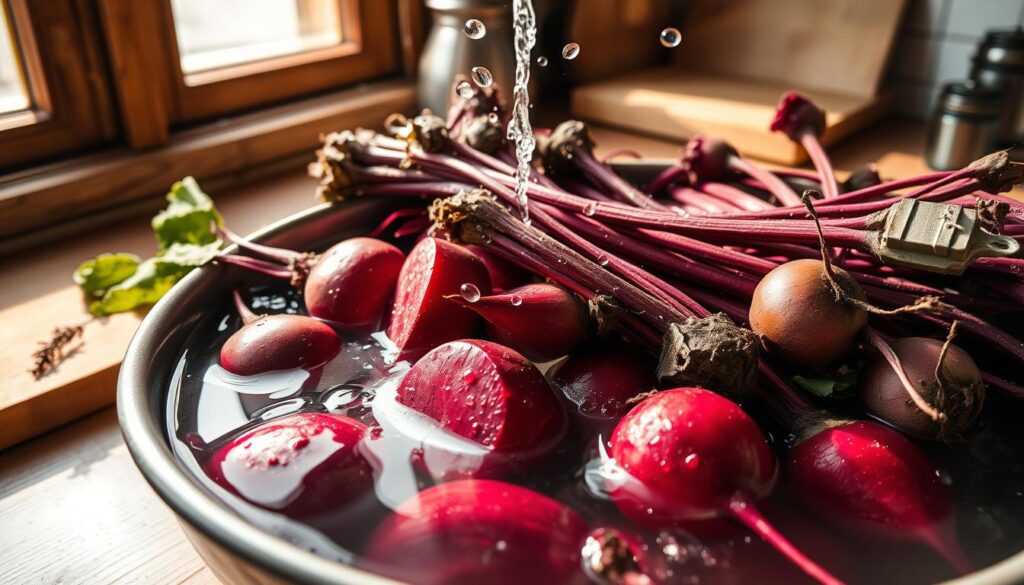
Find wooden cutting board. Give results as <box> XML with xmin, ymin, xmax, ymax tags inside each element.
<box><xmin>571</xmin><ymin>0</ymin><xmax>906</xmax><ymax>164</ymax></box>
<box><xmin>571</xmin><ymin>69</ymin><xmax>893</xmax><ymax>164</ymax></box>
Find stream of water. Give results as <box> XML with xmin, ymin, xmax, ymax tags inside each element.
<box><xmin>506</xmin><ymin>0</ymin><xmax>537</xmax><ymax>225</ymax></box>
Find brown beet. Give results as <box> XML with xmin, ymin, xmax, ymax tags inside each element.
<box><xmin>749</xmin><ymin>259</ymin><xmax>867</xmax><ymax>368</ymax></box>
<box><xmin>860</xmin><ymin>337</ymin><xmax>984</xmax><ymax>440</ymax></box>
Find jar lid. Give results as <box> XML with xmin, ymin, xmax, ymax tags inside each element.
<box><xmin>975</xmin><ymin>27</ymin><xmax>1024</xmax><ymax>69</ymax></box>
<box><xmin>939</xmin><ymin>81</ymin><xmax>1004</xmax><ymax>116</ymax></box>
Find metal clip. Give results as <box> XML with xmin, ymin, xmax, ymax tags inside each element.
<box><xmin>869</xmin><ymin>199</ymin><xmax>1019</xmax><ymax>275</ymax></box>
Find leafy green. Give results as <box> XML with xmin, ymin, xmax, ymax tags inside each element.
<box><xmin>793</xmin><ymin>366</ymin><xmax>859</xmax><ymax>399</ymax></box>
<box><xmin>88</xmin><ymin>259</ymin><xmax>182</xmax><ymax>316</ymax></box>
<box><xmin>151</xmin><ymin>177</ymin><xmax>224</xmax><ymax>250</ymax></box>
<box><xmin>75</xmin><ymin>178</ymin><xmax>223</xmax><ymax>316</ymax></box>
<box><xmin>73</xmin><ymin>253</ymin><xmax>141</xmax><ymax>297</ymax></box>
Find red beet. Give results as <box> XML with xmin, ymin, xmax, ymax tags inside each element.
<box><xmin>398</xmin><ymin>339</ymin><xmax>565</xmax><ymax>461</ymax></box>
<box><xmin>386</xmin><ymin>237</ymin><xmax>491</xmax><ymax>352</ymax></box>
<box><xmin>216</xmin><ymin>228</ymin><xmax>404</xmax><ymax>332</ymax></box>
<box><xmin>608</xmin><ymin>388</ymin><xmax>842</xmax><ymax>585</ymax></box>
<box><xmin>548</xmin><ymin>345</ymin><xmax>657</xmax><ymax>428</ymax></box>
<box><xmin>467</xmin><ymin>244</ymin><xmax>533</xmax><ymax>292</ymax></box>
<box><xmin>206</xmin><ymin>413</ymin><xmax>372</xmax><ymax>518</ymax></box>
<box><xmin>448</xmin><ymin>283</ymin><xmax>588</xmax><ymax>361</ymax></box>
<box><xmin>304</xmin><ymin>237</ymin><xmax>405</xmax><ymax>331</ymax></box>
<box><xmin>220</xmin><ymin>313</ymin><xmax>341</xmax><ymax>376</ymax></box>
<box><xmin>749</xmin><ymin>258</ymin><xmax>867</xmax><ymax>368</ymax></box>
<box><xmin>365</xmin><ymin>480</ymin><xmax>589</xmax><ymax>585</ymax></box>
<box><xmin>786</xmin><ymin>419</ymin><xmax>972</xmax><ymax>574</ymax></box>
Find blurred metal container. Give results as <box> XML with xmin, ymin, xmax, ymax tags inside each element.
<box><xmin>418</xmin><ymin>0</ymin><xmax>514</xmax><ymax>116</ymax></box>
<box><xmin>925</xmin><ymin>81</ymin><xmax>1003</xmax><ymax>171</ymax></box>
<box><xmin>971</xmin><ymin>27</ymin><xmax>1024</xmax><ymax>144</ymax></box>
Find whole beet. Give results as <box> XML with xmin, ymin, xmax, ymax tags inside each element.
<box><xmin>206</xmin><ymin>412</ymin><xmax>372</xmax><ymax>518</ymax></box>
<box><xmin>365</xmin><ymin>480</ymin><xmax>590</xmax><ymax>585</ymax></box>
<box><xmin>304</xmin><ymin>237</ymin><xmax>404</xmax><ymax>331</ymax></box>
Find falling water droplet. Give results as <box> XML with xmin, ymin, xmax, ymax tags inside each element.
<box><xmin>464</xmin><ymin>19</ymin><xmax>486</xmax><ymax>39</ymax></box>
<box><xmin>536</xmin><ymin>56</ymin><xmax>548</xmax><ymax>67</ymax></box>
<box><xmin>487</xmin><ymin>112</ymin><xmax>500</xmax><ymax>124</ymax></box>
<box><xmin>562</xmin><ymin>42</ymin><xmax>580</xmax><ymax>60</ymax></box>
<box><xmin>460</xmin><ymin>282</ymin><xmax>481</xmax><ymax>302</ymax></box>
<box><xmin>471</xmin><ymin>66</ymin><xmax>493</xmax><ymax>87</ymax></box>
<box><xmin>660</xmin><ymin>27</ymin><xmax>682</xmax><ymax>48</ymax></box>
<box><xmin>456</xmin><ymin>80</ymin><xmax>474</xmax><ymax>100</ymax></box>
<box><xmin>936</xmin><ymin>468</ymin><xmax>953</xmax><ymax>486</ymax></box>
<box><xmin>583</xmin><ymin>202</ymin><xmax>597</xmax><ymax>216</ymax></box>
<box><xmin>510</xmin><ymin>295</ymin><xmax>523</xmax><ymax>306</ymax></box>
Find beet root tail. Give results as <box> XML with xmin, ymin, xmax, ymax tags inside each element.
<box><xmin>920</xmin><ymin>527</ymin><xmax>975</xmax><ymax>575</ymax></box>
<box><xmin>726</xmin><ymin>491</ymin><xmax>845</xmax><ymax>585</ymax></box>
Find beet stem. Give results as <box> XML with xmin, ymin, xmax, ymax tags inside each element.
<box><xmin>725</xmin><ymin>492</ymin><xmax>844</xmax><ymax>585</ymax></box>
<box><xmin>232</xmin><ymin>289</ymin><xmax>259</xmax><ymax>325</ymax></box>
<box><xmin>728</xmin><ymin>156</ymin><xmax>802</xmax><ymax>206</ymax></box>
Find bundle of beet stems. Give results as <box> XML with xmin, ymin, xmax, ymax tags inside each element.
<box><xmin>309</xmin><ymin>82</ymin><xmax>1024</xmax><ymax>423</ymax></box>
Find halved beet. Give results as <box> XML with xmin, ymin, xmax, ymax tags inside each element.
<box><xmin>386</xmin><ymin>237</ymin><xmax>491</xmax><ymax>353</ymax></box>
<box><xmin>398</xmin><ymin>339</ymin><xmax>566</xmax><ymax>458</ymax></box>
<box><xmin>305</xmin><ymin>237</ymin><xmax>405</xmax><ymax>332</ymax></box>
<box><xmin>219</xmin><ymin>314</ymin><xmax>341</xmax><ymax>376</ymax></box>
<box><xmin>205</xmin><ymin>412</ymin><xmax>372</xmax><ymax>518</ymax></box>
<box><xmin>364</xmin><ymin>480</ymin><xmax>589</xmax><ymax>585</ymax></box>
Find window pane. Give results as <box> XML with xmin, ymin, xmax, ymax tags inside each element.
<box><xmin>0</xmin><ymin>3</ymin><xmax>29</xmax><ymax>115</ymax></box>
<box><xmin>170</xmin><ymin>0</ymin><xmax>344</xmax><ymax>74</ymax></box>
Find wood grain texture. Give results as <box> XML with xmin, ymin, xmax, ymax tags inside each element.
<box><xmin>0</xmin><ymin>407</ymin><xmax>218</xmax><ymax>584</ymax></box>
<box><xmin>571</xmin><ymin>69</ymin><xmax>891</xmax><ymax>164</ymax></box>
<box><xmin>674</xmin><ymin>0</ymin><xmax>907</xmax><ymax>98</ymax></box>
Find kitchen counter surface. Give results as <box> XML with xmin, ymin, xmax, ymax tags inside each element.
<box><xmin>0</xmin><ymin>118</ymin><xmax>986</xmax><ymax>585</ymax></box>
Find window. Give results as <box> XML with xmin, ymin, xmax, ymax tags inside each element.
<box><xmin>0</xmin><ymin>0</ymin><xmax>416</xmax><ymax>243</ymax></box>
<box><xmin>171</xmin><ymin>0</ymin><xmax>345</xmax><ymax>74</ymax></box>
<box><xmin>0</xmin><ymin>0</ymin><xmax>117</xmax><ymax>170</ymax></box>
<box><xmin>0</xmin><ymin>3</ymin><xmax>28</xmax><ymax>115</ymax></box>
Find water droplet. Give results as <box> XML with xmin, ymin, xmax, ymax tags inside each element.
<box><xmin>660</xmin><ymin>27</ymin><xmax>682</xmax><ymax>48</ymax></box>
<box><xmin>464</xmin><ymin>19</ymin><xmax>486</xmax><ymax>39</ymax></box>
<box><xmin>583</xmin><ymin>202</ymin><xmax>597</xmax><ymax>216</ymax></box>
<box><xmin>487</xmin><ymin>112</ymin><xmax>499</xmax><ymax>124</ymax></box>
<box><xmin>460</xmin><ymin>282</ymin><xmax>481</xmax><ymax>302</ymax></box>
<box><xmin>463</xmin><ymin>368</ymin><xmax>478</xmax><ymax>383</ymax></box>
<box><xmin>471</xmin><ymin>66</ymin><xmax>493</xmax><ymax>87</ymax></box>
<box><xmin>510</xmin><ymin>295</ymin><xmax>523</xmax><ymax>306</ymax></box>
<box><xmin>684</xmin><ymin>453</ymin><xmax>700</xmax><ymax>468</ymax></box>
<box><xmin>536</xmin><ymin>56</ymin><xmax>548</xmax><ymax>67</ymax></box>
<box><xmin>562</xmin><ymin>43</ymin><xmax>580</xmax><ymax>60</ymax></box>
<box><xmin>495</xmin><ymin>539</ymin><xmax>508</xmax><ymax>551</ymax></box>
<box><xmin>936</xmin><ymin>469</ymin><xmax>953</xmax><ymax>486</ymax></box>
<box><xmin>456</xmin><ymin>80</ymin><xmax>474</xmax><ymax>100</ymax></box>
<box><xmin>598</xmin><ymin>256</ymin><xmax>610</xmax><ymax>267</ymax></box>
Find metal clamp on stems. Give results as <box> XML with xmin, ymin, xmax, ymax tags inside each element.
<box><xmin>867</xmin><ymin>199</ymin><xmax>1020</xmax><ymax>275</ymax></box>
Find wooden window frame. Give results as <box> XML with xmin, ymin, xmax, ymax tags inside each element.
<box><xmin>100</xmin><ymin>0</ymin><xmax>399</xmax><ymax>148</ymax></box>
<box><xmin>0</xmin><ymin>0</ymin><xmax>117</xmax><ymax>170</ymax></box>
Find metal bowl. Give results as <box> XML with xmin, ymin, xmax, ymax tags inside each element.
<box><xmin>118</xmin><ymin>182</ymin><xmax>1024</xmax><ymax>585</ymax></box>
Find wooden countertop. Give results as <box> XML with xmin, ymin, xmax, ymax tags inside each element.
<box><xmin>0</xmin><ymin>119</ymin><xmax>963</xmax><ymax>585</ymax></box>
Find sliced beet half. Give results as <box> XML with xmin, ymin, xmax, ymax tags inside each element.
<box><xmin>397</xmin><ymin>339</ymin><xmax>566</xmax><ymax>464</ymax></box>
<box><xmin>386</xmin><ymin>237</ymin><xmax>491</xmax><ymax>354</ymax></box>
